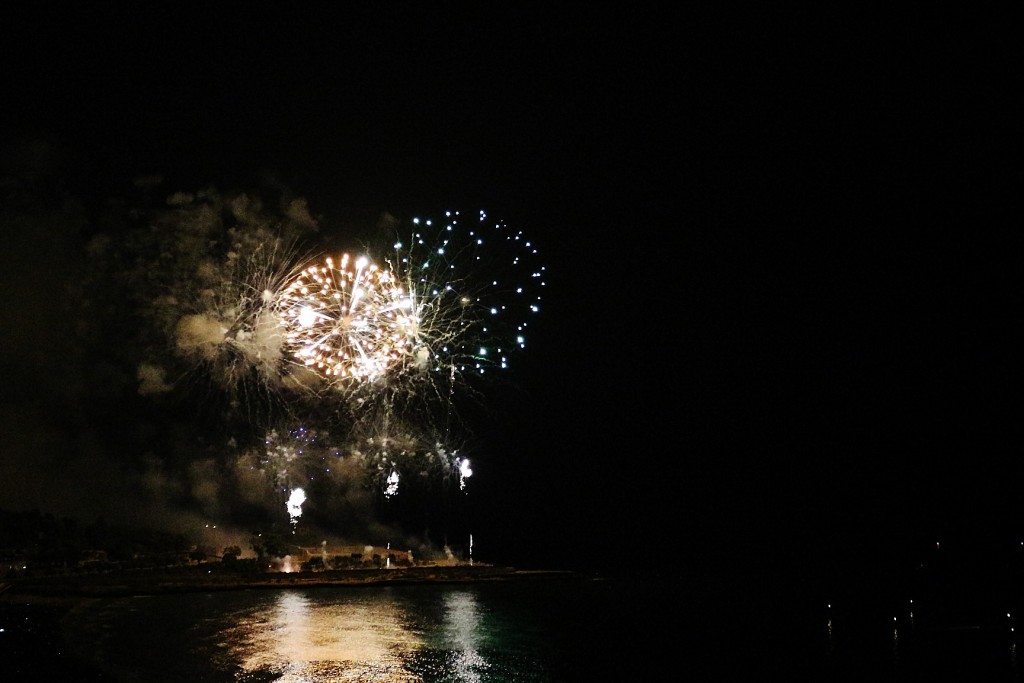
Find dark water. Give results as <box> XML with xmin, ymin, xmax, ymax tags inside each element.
<box><xmin>4</xmin><ymin>569</ymin><xmax>1024</xmax><ymax>681</ymax></box>
<box><xmin>9</xmin><ymin>577</ymin><xmax>672</xmax><ymax>682</ymax></box>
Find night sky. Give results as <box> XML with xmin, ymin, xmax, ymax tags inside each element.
<box><xmin>1</xmin><ymin>7</ymin><xmax>1016</xmax><ymax>577</ymax></box>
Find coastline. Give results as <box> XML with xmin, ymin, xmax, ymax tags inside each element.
<box><xmin>1</xmin><ymin>564</ymin><xmax>585</xmax><ymax>602</ymax></box>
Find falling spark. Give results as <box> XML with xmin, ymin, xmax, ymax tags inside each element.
<box><xmin>385</xmin><ymin>470</ymin><xmax>400</xmax><ymax>498</ymax></box>
<box><xmin>287</xmin><ymin>487</ymin><xmax>306</xmax><ymax>531</ymax></box>
<box><xmin>458</xmin><ymin>458</ymin><xmax>473</xmax><ymax>490</ymax></box>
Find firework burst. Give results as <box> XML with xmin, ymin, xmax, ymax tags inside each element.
<box><xmin>267</xmin><ymin>209</ymin><xmax>547</xmax><ymax>445</ymax></box>
<box><xmin>100</xmin><ymin>188</ymin><xmax>545</xmax><ymax>543</ymax></box>
<box><xmin>386</xmin><ymin>209</ymin><xmax>546</xmax><ymax>382</ymax></box>
<box><xmin>276</xmin><ymin>253</ymin><xmax>415</xmax><ymax>382</ymax></box>
<box><xmin>300</xmin><ymin>207</ymin><xmax>551</xmax><ymax>440</ymax></box>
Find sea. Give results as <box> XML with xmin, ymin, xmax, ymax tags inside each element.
<box><xmin>3</xmin><ymin>564</ymin><xmax>1024</xmax><ymax>682</ymax></box>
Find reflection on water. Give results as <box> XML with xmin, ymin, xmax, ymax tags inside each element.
<box><xmin>217</xmin><ymin>588</ymin><xmax>496</xmax><ymax>682</ymax></box>
<box><xmin>43</xmin><ymin>567</ymin><xmax>1024</xmax><ymax>681</ymax></box>
<box><xmin>807</xmin><ymin>588</ymin><xmax>1024</xmax><ymax>681</ymax></box>
<box><xmin>59</xmin><ymin>579</ymin><xmax>651</xmax><ymax>682</ymax></box>
<box><xmin>223</xmin><ymin>590</ymin><xmax>415</xmax><ymax>680</ymax></box>
<box><xmin>438</xmin><ymin>591</ymin><xmax>487</xmax><ymax>682</ymax></box>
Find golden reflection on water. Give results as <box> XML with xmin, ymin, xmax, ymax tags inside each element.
<box><xmin>440</xmin><ymin>591</ymin><xmax>487</xmax><ymax>682</ymax></box>
<box><xmin>219</xmin><ymin>588</ymin><xmax>487</xmax><ymax>682</ymax></box>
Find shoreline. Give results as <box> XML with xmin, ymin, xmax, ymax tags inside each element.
<box><xmin>1</xmin><ymin>564</ymin><xmax>585</xmax><ymax>601</ymax></box>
